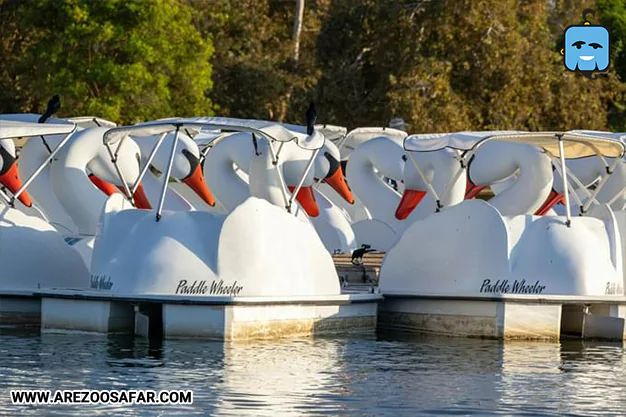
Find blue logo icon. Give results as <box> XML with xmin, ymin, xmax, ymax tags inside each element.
<box><xmin>562</xmin><ymin>9</ymin><xmax>610</xmax><ymax>79</ymax></box>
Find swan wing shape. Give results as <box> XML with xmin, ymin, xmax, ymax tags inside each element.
<box><xmin>510</xmin><ymin>215</ymin><xmax>621</xmax><ymax>295</ymax></box>
<box><xmin>379</xmin><ymin>200</ymin><xmax>511</xmax><ymax>295</ymax></box>
<box><xmin>0</xmin><ymin>207</ymin><xmax>89</xmax><ymax>291</ymax></box>
<box><xmin>380</xmin><ymin>198</ymin><xmax>622</xmax><ymax>297</ymax></box>
<box><xmin>90</xmin><ymin>196</ymin><xmax>340</xmax><ymax>297</ymax></box>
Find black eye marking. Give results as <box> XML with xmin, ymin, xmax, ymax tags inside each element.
<box><xmin>588</xmin><ymin>43</ymin><xmax>603</xmax><ymax>49</ymax></box>
<box><xmin>0</xmin><ymin>144</ymin><xmax>16</xmax><ymax>176</ymax></box>
<box><xmin>402</xmin><ymin>155</ymin><xmax>407</xmax><ymax>162</ymax></box>
<box><xmin>323</xmin><ymin>151</ymin><xmax>341</xmax><ymax>178</ymax></box>
<box><xmin>181</xmin><ymin>148</ymin><xmax>200</xmax><ymax>180</ymax></box>
<box><xmin>572</xmin><ymin>41</ymin><xmax>586</xmax><ymax>49</ymax></box>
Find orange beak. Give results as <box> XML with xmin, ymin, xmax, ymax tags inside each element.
<box><xmin>535</xmin><ymin>189</ymin><xmax>565</xmax><ymax>215</ymax></box>
<box><xmin>465</xmin><ymin>178</ymin><xmax>487</xmax><ymax>199</ymax></box>
<box><xmin>88</xmin><ymin>174</ymin><xmax>152</xmax><ymax>209</ymax></box>
<box><xmin>323</xmin><ymin>168</ymin><xmax>355</xmax><ymax>204</ymax></box>
<box><xmin>0</xmin><ymin>161</ymin><xmax>32</xmax><ymax>207</ymax></box>
<box><xmin>395</xmin><ymin>189</ymin><xmax>427</xmax><ymax>220</ymax></box>
<box><xmin>182</xmin><ymin>164</ymin><xmax>216</xmax><ymax>207</ymax></box>
<box><xmin>88</xmin><ymin>174</ymin><xmax>119</xmax><ymax>196</ymax></box>
<box><xmin>288</xmin><ymin>185</ymin><xmax>320</xmax><ymax>217</ymax></box>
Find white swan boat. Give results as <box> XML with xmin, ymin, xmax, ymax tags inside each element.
<box><xmin>38</xmin><ymin>117</ymin><xmax>381</xmax><ymax>340</ymax></box>
<box><xmin>201</xmin><ymin>129</ymin><xmax>357</xmax><ymax>254</ymax></box>
<box><xmin>321</xmin><ymin>127</ymin><xmax>408</xmax><ymax>227</ymax></box>
<box><xmin>0</xmin><ymin>120</ymin><xmax>91</xmax><ymax>323</ymax></box>
<box><xmin>378</xmin><ymin>130</ymin><xmax>626</xmax><ymax>340</ymax></box>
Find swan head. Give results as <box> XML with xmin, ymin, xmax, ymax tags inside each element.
<box><xmin>314</xmin><ymin>140</ymin><xmax>355</xmax><ymax>204</ymax></box>
<box><xmin>0</xmin><ymin>139</ymin><xmax>33</xmax><ymax>207</ymax></box>
<box><xmin>396</xmin><ymin>148</ymin><xmax>467</xmax><ymax>219</ymax></box>
<box><xmin>136</xmin><ymin>133</ymin><xmax>216</xmax><ymax>207</ymax></box>
<box><xmin>468</xmin><ymin>141</ymin><xmax>555</xmax><ymax>216</ymax></box>
<box><xmin>258</xmin><ymin>138</ymin><xmax>320</xmax><ymax>218</ymax></box>
<box><xmin>85</xmin><ymin>134</ymin><xmax>151</xmax><ymax>209</ymax></box>
<box><xmin>395</xmin><ymin>154</ymin><xmax>427</xmax><ymax>220</ymax></box>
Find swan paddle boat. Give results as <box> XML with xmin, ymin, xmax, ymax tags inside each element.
<box><xmin>342</xmin><ymin>129</ymin><xmax>409</xmax><ymax>251</ymax></box>
<box><xmin>317</xmin><ymin>127</ymin><xmax>408</xmax><ymax>227</ymax></box>
<box><xmin>378</xmin><ymin>130</ymin><xmax>626</xmax><ymax>340</ymax></box>
<box><xmin>38</xmin><ymin>117</ymin><xmax>381</xmax><ymax>340</ymax></box>
<box><xmin>201</xmin><ymin>127</ymin><xmax>357</xmax><ymax>254</ymax></box>
<box><xmin>0</xmin><ymin>120</ymin><xmax>91</xmax><ymax>323</ymax></box>
<box><xmin>1</xmin><ymin>112</ymin><xmax>119</xmax><ymax>227</ymax></box>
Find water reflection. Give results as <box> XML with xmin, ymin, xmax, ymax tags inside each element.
<box><xmin>0</xmin><ymin>327</ymin><xmax>624</xmax><ymax>416</ymax></box>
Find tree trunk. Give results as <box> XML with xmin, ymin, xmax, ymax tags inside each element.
<box><xmin>292</xmin><ymin>0</ymin><xmax>305</xmax><ymax>64</ymax></box>
<box><xmin>278</xmin><ymin>0</ymin><xmax>305</xmax><ymax>122</ymax></box>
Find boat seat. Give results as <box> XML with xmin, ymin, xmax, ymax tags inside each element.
<box><xmin>333</xmin><ymin>252</ymin><xmax>385</xmax><ymax>285</ymax></box>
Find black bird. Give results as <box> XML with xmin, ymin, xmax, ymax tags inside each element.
<box><xmin>305</xmin><ymin>102</ymin><xmax>316</xmax><ymax>135</ymax></box>
<box><xmin>38</xmin><ymin>95</ymin><xmax>61</xmax><ymax>123</ymax></box>
<box><xmin>351</xmin><ymin>244</ymin><xmax>376</xmax><ymax>266</ymax></box>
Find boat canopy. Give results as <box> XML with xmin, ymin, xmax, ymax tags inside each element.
<box><xmin>103</xmin><ymin>117</ymin><xmax>325</xmax><ymax>151</ymax></box>
<box><xmin>281</xmin><ymin>123</ymin><xmax>348</xmax><ymax>142</ymax></box>
<box><xmin>66</xmin><ymin>116</ymin><xmax>117</xmax><ymax>129</ymax></box>
<box><xmin>0</xmin><ymin>119</ymin><xmax>78</xmax><ymax>208</ymax></box>
<box><xmin>336</xmin><ymin>127</ymin><xmax>407</xmax><ymax>160</ymax></box>
<box><xmin>0</xmin><ymin>120</ymin><xmax>77</xmax><ymax>140</ymax></box>
<box><xmin>104</xmin><ymin>117</ymin><xmax>328</xmax><ymax>221</ymax></box>
<box><xmin>404</xmin><ymin>131</ymin><xmax>625</xmax><ymax>159</ymax></box>
<box><xmin>403</xmin><ymin>130</ymin><xmax>625</xmax><ymax>227</ymax></box>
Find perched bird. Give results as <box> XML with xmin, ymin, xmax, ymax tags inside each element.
<box><xmin>38</xmin><ymin>95</ymin><xmax>61</xmax><ymax>124</ymax></box>
<box><xmin>306</xmin><ymin>102</ymin><xmax>317</xmax><ymax>135</ymax></box>
<box><xmin>351</xmin><ymin>244</ymin><xmax>376</xmax><ymax>266</ymax></box>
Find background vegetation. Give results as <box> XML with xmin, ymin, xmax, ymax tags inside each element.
<box><xmin>1</xmin><ymin>0</ymin><xmax>624</xmax><ymax>132</ymax></box>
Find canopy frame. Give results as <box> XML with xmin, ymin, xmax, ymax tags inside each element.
<box><xmin>404</xmin><ymin>131</ymin><xmax>625</xmax><ymax>227</ymax></box>
<box><xmin>103</xmin><ymin>119</ymin><xmax>322</xmax><ymax>221</ymax></box>
<box><xmin>0</xmin><ymin>122</ymin><xmax>78</xmax><ymax>209</ymax></box>
<box><xmin>607</xmin><ymin>183</ymin><xmax>626</xmax><ymax>209</ymax></box>
<box><xmin>336</xmin><ymin>127</ymin><xmax>407</xmax><ymax>159</ymax></box>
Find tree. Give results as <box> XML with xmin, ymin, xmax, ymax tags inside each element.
<box><xmin>189</xmin><ymin>0</ymin><xmax>323</xmax><ymax>124</ymax></box>
<box><xmin>316</xmin><ymin>0</ymin><xmax>623</xmax><ymax>131</ymax></box>
<box><xmin>1</xmin><ymin>0</ymin><xmax>215</xmax><ymax>124</ymax></box>
<box><xmin>598</xmin><ymin>0</ymin><xmax>626</xmax><ymax>130</ymax></box>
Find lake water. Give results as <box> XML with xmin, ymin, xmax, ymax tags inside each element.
<box><xmin>1</xmin><ymin>326</ymin><xmax>625</xmax><ymax>416</ymax></box>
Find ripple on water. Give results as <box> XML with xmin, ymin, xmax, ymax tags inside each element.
<box><xmin>0</xmin><ymin>327</ymin><xmax>625</xmax><ymax>416</ymax></box>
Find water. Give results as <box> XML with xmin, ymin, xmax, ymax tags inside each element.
<box><xmin>1</xmin><ymin>327</ymin><xmax>625</xmax><ymax>416</ymax></box>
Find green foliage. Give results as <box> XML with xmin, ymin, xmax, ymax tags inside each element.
<box><xmin>1</xmin><ymin>0</ymin><xmax>624</xmax><ymax>132</ymax></box>
<box><xmin>598</xmin><ymin>0</ymin><xmax>626</xmax><ymax>130</ymax></box>
<box><xmin>316</xmin><ymin>0</ymin><xmax>623</xmax><ymax>131</ymax></box>
<box><xmin>1</xmin><ymin>0</ymin><xmax>214</xmax><ymax>124</ymax></box>
<box><xmin>190</xmin><ymin>0</ymin><xmax>323</xmax><ymax>124</ymax></box>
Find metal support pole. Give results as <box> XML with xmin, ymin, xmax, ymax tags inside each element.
<box><xmin>105</xmin><ymin>140</ymin><xmax>133</xmax><ymax>205</ymax></box>
<box><xmin>287</xmin><ymin>148</ymin><xmax>320</xmax><ymax>212</ymax></box>
<box><xmin>131</xmin><ymin>132</ymin><xmax>167</xmax><ymax>195</ymax></box>
<box><xmin>581</xmin><ymin>157</ymin><xmax>621</xmax><ymax>213</ymax></box>
<box><xmin>551</xmin><ymin>160</ymin><xmax>584</xmax><ymax>207</ymax></box>
<box><xmin>0</xmin><ymin>189</ymin><xmax>12</xmax><ymax>205</ymax></box>
<box><xmin>335</xmin><ymin>132</ymin><xmax>349</xmax><ymax>154</ymax></box>
<box><xmin>156</xmin><ymin>126</ymin><xmax>180</xmax><ymax>221</ymax></box>
<box><xmin>113</xmin><ymin>135</ymin><xmax>128</xmax><ymax>161</ymax></box>
<box><xmin>557</xmin><ymin>134</ymin><xmax>572</xmax><ymax>227</ymax></box>
<box><xmin>553</xmin><ymin>157</ymin><xmax>596</xmax><ymax>200</ymax></box>
<box><xmin>607</xmin><ymin>183</ymin><xmax>626</xmax><ymax>207</ymax></box>
<box><xmin>275</xmin><ymin>141</ymin><xmax>285</xmax><ymax>160</ymax></box>
<box><xmin>266</xmin><ymin>139</ymin><xmax>291</xmax><ymax>211</ymax></box>
<box><xmin>10</xmin><ymin>131</ymin><xmax>76</xmax><ymax>205</ymax></box>
<box><xmin>408</xmin><ymin>152</ymin><xmax>442</xmax><ymax>211</ymax></box>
